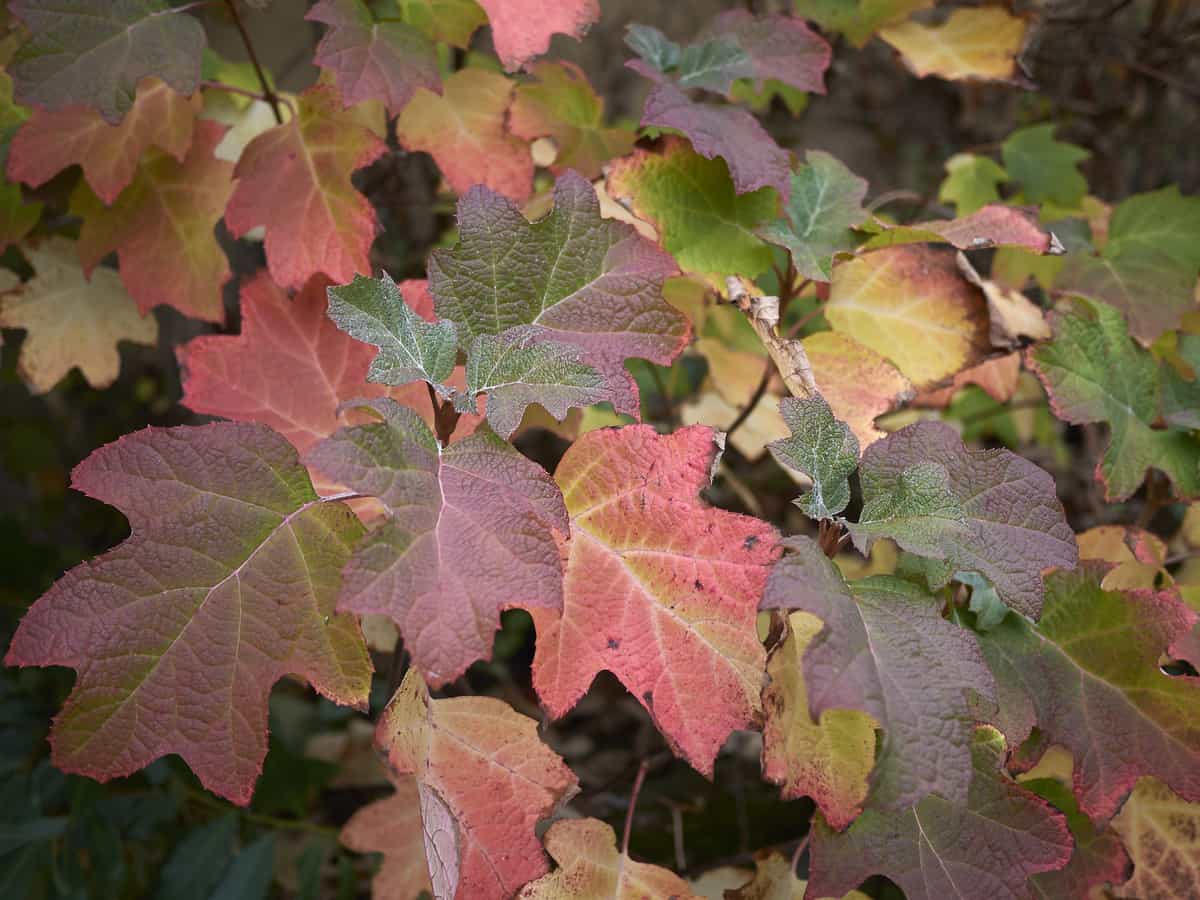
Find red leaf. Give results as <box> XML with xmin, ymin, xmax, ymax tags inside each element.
<box><xmin>225</xmin><ymin>84</ymin><xmax>386</xmax><ymax>290</ymax></box>
<box><xmin>377</xmin><ymin>669</ymin><xmax>579</xmax><ymax>899</ymax></box>
<box><xmin>5</xmin><ymin>423</ymin><xmax>373</xmax><ymax>805</ymax></box>
<box><xmin>340</xmin><ymin>773</ymin><xmax>433</xmax><ymax>900</ymax></box>
<box><xmin>477</xmin><ymin>0</ymin><xmax>600</xmax><ymax>71</ymax></box>
<box><xmin>532</xmin><ymin>425</ymin><xmax>781</xmax><ymax>775</ymax></box>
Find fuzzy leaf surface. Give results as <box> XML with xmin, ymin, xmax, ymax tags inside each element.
<box><xmin>761</xmin><ymin>536</ymin><xmax>996</xmax><ymax>809</ymax></box>
<box><xmin>532</xmin><ymin>425</ymin><xmax>781</xmax><ymax>775</ymax></box>
<box><xmin>307</xmin><ymin>399</ymin><xmax>567</xmax><ymax>685</ymax></box>
<box><xmin>4</xmin><ymin>423</ymin><xmax>372</xmax><ymax>805</ymax></box>
<box><xmin>848</xmin><ymin>421</ymin><xmax>1077</xmax><ymax>618</ymax></box>
<box><xmin>377</xmin><ymin>669</ymin><xmax>579</xmax><ymax>900</ymax></box>
<box><xmin>808</xmin><ymin>729</ymin><xmax>1072</xmax><ymax>900</ymax></box>
<box><xmin>768</xmin><ymin>395</ymin><xmax>859</xmax><ymax>520</ymax></box>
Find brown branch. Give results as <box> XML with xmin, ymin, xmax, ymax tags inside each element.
<box><xmin>223</xmin><ymin>0</ymin><xmax>283</xmax><ymax>124</ymax></box>
<box><xmin>622</xmin><ymin>760</ymin><xmax>650</xmax><ymax>857</ymax></box>
<box><xmin>723</xmin><ymin>356</ymin><xmax>774</xmax><ymax>440</ymax></box>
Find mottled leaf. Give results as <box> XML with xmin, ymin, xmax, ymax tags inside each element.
<box><xmin>5</xmin><ymin>423</ymin><xmax>372</xmax><ymax>804</ymax></box>
<box><xmin>976</xmin><ymin>563</ymin><xmax>1200</xmax><ymax>822</ymax></box>
<box><xmin>848</xmin><ymin>420</ymin><xmax>1077</xmax><ymax>617</ymax></box>
<box><xmin>517</xmin><ymin>818</ymin><xmax>698</xmax><ymax>900</ymax></box>
<box><xmin>1111</xmin><ymin>777</ymin><xmax>1200</xmax><ymax>900</ymax></box>
<box><xmin>808</xmin><ymin>728</ymin><xmax>1072</xmax><ymax>900</ymax></box>
<box><xmin>429</xmin><ymin>171</ymin><xmax>687</xmax><ymax>417</ymax></box>
<box><xmin>762</xmin><ymin>611</ymin><xmax>876</xmax><ymax>831</ymax></box>
<box><xmin>71</xmin><ymin>118</ymin><xmax>234</xmax><ymax>322</ymax></box>
<box><xmin>880</xmin><ymin>7</ymin><xmax>1028</xmax><ymax>83</ymax></box>
<box><xmin>607</xmin><ymin>139</ymin><xmax>777</xmax><ymax>277</ymax></box>
<box><xmin>768</xmin><ymin>395</ymin><xmax>859</xmax><ymax>519</ymax></box>
<box><xmin>396</xmin><ymin>68</ymin><xmax>532</xmax><ymax>202</ymax></box>
<box><xmin>758</xmin><ymin>151</ymin><xmax>869</xmax><ymax>281</ymax></box>
<box><xmin>477</xmin><ymin>0</ymin><xmax>599</xmax><ymax>71</ymax></box>
<box><xmin>307</xmin><ymin>0</ymin><xmax>440</xmax><ymax>115</ymax></box>
<box><xmin>1001</xmin><ymin>124</ymin><xmax>1089</xmax><ymax>208</ymax></box>
<box><xmin>0</xmin><ymin>237</ymin><xmax>157</xmax><ymax>393</ymax></box>
<box><xmin>376</xmin><ymin>668</ymin><xmax>579</xmax><ymax>899</ymax></box>
<box><xmin>8</xmin><ymin>0</ymin><xmax>204</xmax><ymax>124</ymax></box>
<box><xmin>340</xmin><ymin>774</ymin><xmax>434</xmax><ymax>900</ymax></box>
<box><xmin>532</xmin><ymin>425</ymin><xmax>781</xmax><ymax>775</ymax></box>
<box><xmin>762</xmin><ymin>536</ymin><xmax>995</xmax><ymax>809</ymax></box>
<box><xmin>307</xmin><ymin>398</ymin><xmax>567</xmax><ymax>685</ymax></box>
<box><xmin>226</xmin><ymin>84</ymin><xmax>385</xmax><ymax>290</ymax></box>
<box><xmin>9</xmin><ymin>77</ymin><xmax>198</xmax><ymax>204</ymax></box>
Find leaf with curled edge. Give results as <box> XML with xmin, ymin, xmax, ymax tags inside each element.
<box><xmin>376</xmin><ymin>668</ymin><xmax>579</xmax><ymax>900</ymax></box>
<box><xmin>847</xmin><ymin>420</ymin><xmax>1077</xmax><ymax>618</ymax></box>
<box><xmin>808</xmin><ymin>728</ymin><xmax>1072</xmax><ymax>900</ymax></box>
<box><xmin>761</xmin><ymin>536</ymin><xmax>996</xmax><ymax>810</ymax></box>
<box><xmin>859</xmin><ymin>204</ymin><xmax>1056</xmax><ymax>254</ymax></box>
<box><xmin>9</xmin><ymin>77</ymin><xmax>199</xmax><ymax>204</ymax></box>
<box><xmin>429</xmin><ymin>171</ymin><xmax>688</xmax><ymax>419</ymax></box>
<box><xmin>532</xmin><ymin>425</ymin><xmax>781</xmax><ymax>776</ymax></box>
<box><xmin>226</xmin><ymin>84</ymin><xmax>385</xmax><ymax>291</ymax></box>
<box><xmin>4</xmin><ymin>423</ymin><xmax>372</xmax><ymax>805</ymax></box>
<box><xmin>177</xmin><ymin>273</ymin><xmax>479</xmax><ymax>471</ymax></box>
<box><xmin>768</xmin><ymin>394</ymin><xmax>859</xmax><ymax>520</ymax></box>
<box><xmin>975</xmin><ymin>562</ymin><xmax>1200</xmax><ymax>823</ymax></box>
<box><xmin>71</xmin><ymin>119</ymin><xmax>234</xmax><ymax>323</ymax></box>
<box><xmin>307</xmin><ymin>0</ymin><xmax>440</xmax><ymax>115</ymax></box>
<box><xmin>477</xmin><ymin>0</ymin><xmax>599</xmax><ymax>71</ymax></box>
<box><xmin>8</xmin><ymin>0</ymin><xmax>205</xmax><ymax>124</ymax></box>
<box><xmin>325</xmin><ymin>273</ymin><xmax>458</xmax><ymax>395</ymax></box>
<box><xmin>340</xmin><ymin>773</ymin><xmax>433</xmax><ymax>900</ymax></box>
<box><xmin>517</xmin><ymin>818</ymin><xmax>700</xmax><ymax>900</ymax></box>
<box><xmin>458</xmin><ymin>326</ymin><xmax>610</xmax><ymax>438</ymax></box>
<box><xmin>1028</xmin><ymin>297</ymin><xmax>1200</xmax><ymax>501</ymax></box>
<box><xmin>306</xmin><ymin>398</ymin><xmax>567</xmax><ymax>686</ymax></box>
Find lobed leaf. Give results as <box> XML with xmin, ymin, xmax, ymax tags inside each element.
<box><xmin>768</xmin><ymin>394</ymin><xmax>859</xmax><ymax>520</ymax></box>
<box><xmin>859</xmin><ymin>204</ymin><xmax>1055</xmax><ymax>254</ymax></box>
<box><xmin>339</xmin><ymin>774</ymin><xmax>433</xmax><ymax>899</ymax></box>
<box><xmin>477</xmin><ymin>0</ymin><xmax>599</xmax><ymax>71</ymax></box>
<box><xmin>939</xmin><ymin>153</ymin><xmax>1008</xmax><ymax>216</ymax></box>
<box><xmin>1001</xmin><ymin>124</ymin><xmax>1089</xmax><ymax>208</ymax></box>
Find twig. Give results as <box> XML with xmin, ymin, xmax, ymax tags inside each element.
<box><xmin>199</xmin><ymin>79</ymin><xmax>297</xmax><ymax>119</ymax></box>
<box><xmin>723</xmin><ymin>356</ymin><xmax>774</xmax><ymax>440</ymax></box>
<box><xmin>622</xmin><ymin>760</ymin><xmax>650</xmax><ymax>858</ymax></box>
<box><xmin>790</xmin><ymin>830</ymin><xmax>811</xmax><ymax>876</ymax></box>
<box><xmin>867</xmin><ymin>189</ymin><xmax>925</xmax><ymax>213</ymax></box>
<box><xmin>223</xmin><ymin>0</ymin><xmax>283</xmax><ymax>124</ymax></box>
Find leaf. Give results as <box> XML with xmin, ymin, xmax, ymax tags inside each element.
<box><xmin>8</xmin><ymin>0</ymin><xmax>205</xmax><ymax>124</ymax></box>
<box><xmin>516</xmin><ymin>818</ymin><xmax>698</xmax><ymax>899</ymax></box>
<box><xmin>8</xmin><ymin>77</ymin><xmax>199</xmax><ymax>204</ymax></box>
<box><xmin>1163</xmin><ymin>333</ymin><xmax>1200</xmax><ymax>430</ymax></box>
<box><xmin>307</xmin><ymin>0</ymin><xmax>440</xmax><ymax>115</ymax></box>
<box><xmin>71</xmin><ymin>118</ymin><xmax>234</xmax><ymax>323</ymax></box>
<box><xmin>762</xmin><ymin>611</ymin><xmax>876</xmax><ymax>831</ymax></box>
<box><xmin>793</xmin><ymin>0</ymin><xmax>932</xmax><ymax>48</ymax></box>
<box><xmin>178</xmin><ymin>273</ymin><xmax>474</xmax><ymax>461</ymax></box>
<box><xmin>956</xmin><ymin>252</ymin><xmax>1051</xmax><ymax>349</ymax></box>
<box><xmin>396</xmin><ymin>68</ymin><xmax>532</xmax><ymax>202</ymax></box>
<box><xmin>976</xmin><ymin>562</ymin><xmax>1200</xmax><ymax>822</ymax></box>
<box><xmin>1111</xmin><ymin>777</ymin><xmax>1200</xmax><ymax>899</ymax></box>
<box><xmin>0</xmin><ymin>182</ymin><xmax>39</xmax><ymax>251</ymax></box>
<box><xmin>459</xmin><ymin>326</ymin><xmax>610</xmax><ymax>438</ymax></box>
<box><xmin>326</xmin><ymin>272</ymin><xmax>458</xmax><ymax>393</ymax></box>
<box><xmin>939</xmin><ymin>153</ymin><xmax>1008</xmax><ymax>216</ymax></box>
<box><xmin>476</xmin><ymin>0</ymin><xmax>599</xmax><ymax>71</ymax></box>
<box><xmin>762</xmin><ymin>536</ymin><xmax>996</xmax><ymax>809</ymax></box>
<box><xmin>210</xmin><ymin>834</ymin><xmax>276</xmax><ymax>900</ymax></box>
<box><xmin>1027</xmin><ymin>298</ymin><xmax>1200</xmax><ymax>501</ymax></box>
<box><xmin>306</xmin><ymin>398</ymin><xmax>567</xmax><ymax>685</ymax></box>
<box><xmin>0</xmin><ymin>237</ymin><xmax>158</xmax><ymax>393</ymax></box>
<box><xmin>428</xmin><ymin>171</ymin><xmax>687</xmax><ymax>418</ymax></box>
<box><xmin>860</xmin><ymin>204</ymin><xmax>1055</xmax><ymax>254</ymax></box>
<box><xmin>396</xmin><ymin>0</ymin><xmax>487</xmax><ymax>47</ymax></box>
<box><xmin>848</xmin><ymin>420</ymin><xmax>1077</xmax><ymax>617</ymax></box>
<box><xmin>509</xmin><ymin>61</ymin><xmax>634</xmax><ymax>179</ymax></box>
<box><xmin>1055</xmin><ymin>186</ymin><xmax>1200</xmax><ymax>344</ymax></box>
<box><xmin>4</xmin><ymin>423</ymin><xmax>373</xmax><ymax>804</ymax></box>
<box><xmin>825</xmin><ymin>245</ymin><xmax>989</xmax><ymax>389</ymax></box>
<box><xmin>607</xmin><ymin>138</ymin><xmax>777</xmax><ymax>278</ymax></box>
<box><xmin>725</xmin><ymin>851</ymin><xmax>869</xmax><ymax>900</ymax></box>
<box><xmin>156</xmin><ymin>813</ymin><xmax>238</xmax><ymax>900</ymax></box>
<box><xmin>768</xmin><ymin>395</ymin><xmax>859</xmax><ymax>519</ymax></box>
<box><xmin>376</xmin><ymin>668</ymin><xmax>579</xmax><ymax>899</ymax></box>
<box><xmin>226</xmin><ymin>84</ymin><xmax>385</xmax><ymax>290</ymax></box>
<box><xmin>639</xmin><ymin>79</ymin><xmax>790</xmax><ymax>198</ymax></box>
<box><xmin>532</xmin><ymin>425</ymin><xmax>781</xmax><ymax>775</ymax></box>
<box><xmin>1001</xmin><ymin>124</ymin><xmax>1089</xmax><ymax>208</ymax></box>
<box><xmin>880</xmin><ymin>7</ymin><xmax>1028</xmax><ymax>83</ymax></box>
<box><xmin>808</xmin><ymin>728</ymin><xmax>1072</xmax><ymax>900</ymax></box>
<box><xmin>340</xmin><ymin>774</ymin><xmax>434</xmax><ymax>900</ymax></box>
<box><xmin>757</xmin><ymin>151</ymin><xmax>869</xmax><ymax>281</ymax></box>
<box><xmin>803</xmin><ymin>330</ymin><xmax>914</xmax><ymax>449</ymax></box>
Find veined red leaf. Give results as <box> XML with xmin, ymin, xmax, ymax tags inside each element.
<box><xmin>477</xmin><ymin>0</ymin><xmax>599</xmax><ymax>71</ymax></box>
<box><xmin>340</xmin><ymin>773</ymin><xmax>433</xmax><ymax>899</ymax></box>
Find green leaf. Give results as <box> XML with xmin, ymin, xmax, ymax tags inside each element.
<box><xmin>459</xmin><ymin>327</ymin><xmax>610</xmax><ymax>438</ymax></box>
<box><xmin>1023</xmin><ymin>778</ymin><xmax>1132</xmax><ymax>899</ymax></box>
<box><xmin>1001</xmin><ymin>124</ymin><xmax>1089</xmax><ymax>208</ymax></box>
<box><xmin>768</xmin><ymin>394</ymin><xmax>859</xmax><ymax>519</ymax></box>
<box><xmin>0</xmin><ymin>817</ymin><xmax>68</xmax><ymax>855</ymax></box>
<box><xmin>939</xmin><ymin>153</ymin><xmax>1008</xmax><ymax>215</ymax></box>
<box><xmin>793</xmin><ymin>0</ymin><xmax>933</xmax><ymax>47</ymax></box>
<box><xmin>210</xmin><ymin>834</ymin><xmax>277</xmax><ymax>900</ymax></box>
<box><xmin>1028</xmin><ymin>298</ymin><xmax>1200</xmax><ymax>501</ymax></box>
<box><xmin>956</xmin><ymin>571</ymin><xmax>1008</xmax><ymax>631</ymax></box>
<box><xmin>848</xmin><ymin>421</ymin><xmax>1078</xmax><ymax>618</ymax></box>
<box><xmin>757</xmin><ymin>150</ymin><xmax>869</xmax><ymax>281</ymax></box>
<box><xmin>326</xmin><ymin>273</ymin><xmax>458</xmax><ymax>393</ymax></box>
<box><xmin>1163</xmin><ymin>333</ymin><xmax>1200</xmax><ymax>430</ymax></box>
<box><xmin>155</xmin><ymin>813</ymin><xmax>238</xmax><ymax>900</ymax></box>
<box><xmin>395</xmin><ymin>0</ymin><xmax>486</xmax><ymax>47</ymax></box>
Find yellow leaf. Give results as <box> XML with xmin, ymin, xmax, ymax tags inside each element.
<box><xmin>880</xmin><ymin>7</ymin><xmax>1027</xmax><ymax>82</ymax></box>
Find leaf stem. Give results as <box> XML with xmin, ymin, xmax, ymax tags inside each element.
<box><xmin>723</xmin><ymin>356</ymin><xmax>773</xmax><ymax>440</ymax></box>
<box><xmin>185</xmin><ymin>786</ymin><xmax>339</xmax><ymax>837</ymax></box>
<box><xmin>427</xmin><ymin>382</ymin><xmax>461</xmax><ymax>446</ymax></box>
<box><xmin>223</xmin><ymin>0</ymin><xmax>284</xmax><ymax>124</ymax></box>
<box><xmin>790</xmin><ymin>830</ymin><xmax>811</xmax><ymax>876</ymax></box>
<box><xmin>621</xmin><ymin>760</ymin><xmax>650</xmax><ymax>858</ymax></box>
<box><xmin>199</xmin><ymin>78</ymin><xmax>297</xmax><ymax>119</ymax></box>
